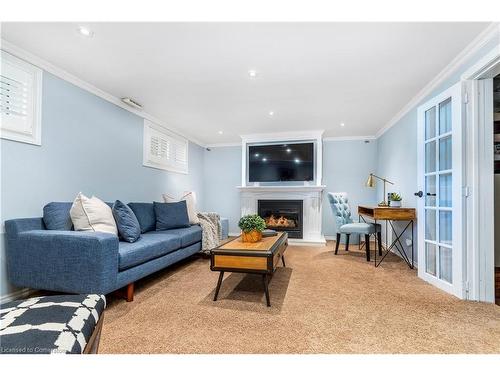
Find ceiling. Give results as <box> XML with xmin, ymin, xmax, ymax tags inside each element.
<box><xmin>0</xmin><ymin>22</ymin><xmax>490</xmax><ymax>144</ymax></box>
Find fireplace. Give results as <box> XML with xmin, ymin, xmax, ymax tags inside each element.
<box><xmin>258</xmin><ymin>200</ymin><xmax>303</xmax><ymax>239</ymax></box>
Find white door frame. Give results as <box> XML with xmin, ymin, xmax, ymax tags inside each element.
<box><xmin>417</xmin><ymin>82</ymin><xmax>464</xmax><ymax>298</ymax></box>
<box><xmin>461</xmin><ymin>45</ymin><xmax>500</xmax><ymax>302</ymax></box>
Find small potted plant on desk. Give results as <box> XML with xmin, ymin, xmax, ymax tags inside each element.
<box><xmin>389</xmin><ymin>193</ymin><xmax>403</xmax><ymax>207</ymax></box>
<box><xmin>238</xmin><ymin>214</ymin><xmax>266</xmax><ymax>243</ymax></box>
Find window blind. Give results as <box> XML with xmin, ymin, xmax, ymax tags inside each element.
<box><xmin>143</xmin><ymin>120</ymin><xmax>188</xmax><ymax>174</ymax></box>
<box><xmin>0</xmin><ymin>50</ymin><xmax>42</xmax><ymax>145</ymax></box>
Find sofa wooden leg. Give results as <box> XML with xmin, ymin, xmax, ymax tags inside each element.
<box><xmin>126</xmin><ymin>283</ymin><xmax>134</xmax><ymax>302</ymax></box>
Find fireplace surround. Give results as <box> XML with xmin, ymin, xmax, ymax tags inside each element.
<box><xmin>258</xmin><ymin>199</ymin><xmax>303</xmax><ymax>239</ymax></box>
<box><xmin>238</xmin><ymin>185</ymin><xmax>326</xmax><ymax>245</ymax></box>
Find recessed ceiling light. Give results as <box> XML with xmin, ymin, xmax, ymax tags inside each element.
<box><xmin>248</xmin><ymin>69</ymin><xmax>257</xmax><ymax>78</ymax></box>
<box><xmin>340</xmin><ymin>123</ymin><xmax>345</xmax><ymax>127</ymax></box>
<box><xmin>269</xmin><ymin>111</ymin><xmax>275</xmax><ymax>117</ymax></box>
<box><xmin>218</xmin><ymin>130</ymin><xmax>223</xmax><ymax>135</ymax></box>
<box><xmin>262</xmin><ymin>158</ymin><xmax>267</xmax><ymax>162</ymax></box>
<box><xmin>294</xmin><ymin>158</ymin><xmax>301</xmax><ymax>164</ymax></box>
<box><xmin>77</xmin><ymin>26</ymin><xmax>94</xmax><ymax>38</ymax></box>
<box><xmin>286</xmin><ymin>148</ymin><xmax>292</xmax><ymax>153</ymax></box>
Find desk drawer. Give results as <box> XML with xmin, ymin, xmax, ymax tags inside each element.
<box><xmin>213</xmin><ymin>254</ymin><xmax>267</xmax><ymax>271</ymax></box>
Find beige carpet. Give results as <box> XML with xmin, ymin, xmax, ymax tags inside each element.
<box><xmin>100</xmin><ymin>242</ymin><xmax>500</xmax><ymax>354</ymax></box>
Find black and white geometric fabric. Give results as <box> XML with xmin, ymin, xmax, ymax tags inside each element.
<box><xmin>0</xmin><ymin>294</ymin><xmax>106</xmax><ymax>354</ymax></box>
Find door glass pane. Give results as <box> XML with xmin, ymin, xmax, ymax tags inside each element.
<box><xmin>425</xmin><ymin>209</ymin><xmax>436</xmax><ymax>241</ymax></box>
<box><xmin>425</xmin><ymin>243</ymin><xmax>437</xmax><ymax>276</ymax></box>
<box><xmin>439</xmin><ymin>246</ymin><xmax>453</xmax><ymax>283</ymax></box>
<box><xmin>425</xmin><ymin>107</ymin><xmax>436</xmax><ymax>140</ymax></box>
<box><xmin>425</xmin><ymin>175</ymin><xmax>436</xmax><ymax>206</ymax></box>
<box><xmin>439</xmin><ymin>173</ymin><xmax>452</xmax><ymax>207</ymax></box>
<box><xmin>439</xmin><ymin>136</ymin><xmax>452</xmax><ymax>171</ymax></box>
<box><xmin>425</xmin><ymin>141</ymin><xmax>436</xmax><ymax>173</ymax></box>
<box><xmin>439</xmin><ymin>211</ymin><xmax>452</xmax><ymax>245</ymax></box>
<box><xmin>439</xmin><ymin>98</ymin><xmax>452</xmax><ymax>134</ymax></box>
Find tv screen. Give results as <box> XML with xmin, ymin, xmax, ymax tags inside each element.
<box><xmin>248</xmin><ymin>142</ymin><xmax>314</xmax><ymax>182</ymax></box>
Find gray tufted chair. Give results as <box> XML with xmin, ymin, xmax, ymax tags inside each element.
<box><xmin>327</xmin><ymin>192</ymin><xmax>381</xmax><ymax>261</ymax></box>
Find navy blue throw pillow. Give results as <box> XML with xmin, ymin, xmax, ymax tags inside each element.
<box><xmin>128</xmin><ymin>202</ymin><xmax>156</xmax><ymax>233</ymax></box>
<box><xmin>154</xmin><ymin>201</ymin><xmax>190</xmax><ymax>231</ymax></box>
<box><xmin>112</xmin><ymin>200</ymin><xmax>141</xmax><ymax>243</ymax></box>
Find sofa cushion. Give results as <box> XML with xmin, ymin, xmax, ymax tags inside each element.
<box><xmin>128</xmin><ymin>202</ymin><xmax>156</xmax><ymax>233</ymax></box>
<box><xmin>118</xmin><ymin>232</ymin><xmax>181</xmax><ymax>271</ymax></box>
<box><xmin>112</xmin><ymin>200</ymin><xmax>141</xmax><ymax>243</ymax></box>
<box><xmin>70</xmin><ymin>193</ymin><xmax>118</xmax><ymax>235</ymax></box>
<box><xmin>154</xmin><ymin>201</ymin><xmax>190</xmax><ymax>231</ymax></box>
<box><xmin>159</xmin><ymin>225</ymin><xmax>202</xmax><ymax>248</ymax></box>
<box><xmin>162</xmin><ymin>191</ymin><xmax>200</xmax><ymax>225</ymax></box>
<box><xmin>43</xmin><ymin>202</ymin><xmax>74</xmax><ymax>230</ymax></box>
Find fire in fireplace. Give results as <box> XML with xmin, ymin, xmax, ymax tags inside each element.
<box><xmin>265</xmin><ymin>215</ymin><xmax>297</xmax><ymax>228</ymax></box>
<box><xmin>258</xmin><ymin>199</ymin><xmax>303</xmax><ymax>239</ymax></box>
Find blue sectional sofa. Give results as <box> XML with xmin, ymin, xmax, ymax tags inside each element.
<box><xmin>4</xmin><ymin>202</ymin><xmax>227</xmax><ymax>301</ymax></box>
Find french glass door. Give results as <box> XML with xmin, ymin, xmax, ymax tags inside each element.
<box><xmin>417</xmin><ymin>82</ymin><xmax>464</xmax><ymax>298</ymax></box>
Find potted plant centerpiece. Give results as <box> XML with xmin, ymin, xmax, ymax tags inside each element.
<box><xmin>389</xmin><ymin>193</ymin><xmax>402</xmax><ymax>207</ymax></box>
<box><xmin>238</xmin><ymin>214</ymin><xmax>266</xmax><ymax>243</ymax></box>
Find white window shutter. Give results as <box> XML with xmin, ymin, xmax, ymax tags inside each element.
<box><xmin>143</xmin><ymin>120</ymin><xmax>188</xmax><ymax>174</ymax></box>
<box><xmin>0</xmin><ymin>50</ymin><xmax>42</xmax><ymax>145</ymax></box>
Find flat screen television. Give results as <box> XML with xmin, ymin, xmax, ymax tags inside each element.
<box><xmin>248</xmin><ymin>142</ymin><xmax>314</xmax><ymax>182</ymax></box>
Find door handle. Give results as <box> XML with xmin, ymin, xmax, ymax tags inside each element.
<box><xmin>426</xmin><ymin>193</ymin><xmax>436</xmax><ymax>196</ymax></box>
<box><xmin>414</xmin><ymin>191</ymin><xmax>423</xmax><ymax>198</ymax></box>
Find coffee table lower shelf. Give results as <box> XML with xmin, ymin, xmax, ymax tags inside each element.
<box><xmin>210</xmin><ymin>232</ymin><xmax>288</xmax><ymax>307</ymax></box>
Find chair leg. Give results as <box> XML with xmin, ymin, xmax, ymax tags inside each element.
<box><xmin>335</xmin><ymin>233</ymin><xmax>340</xmax><ymax>254</ymax></box>
<box><xmin>365</xmin><ymin>234</ymin><xmax>370</xmax><ymax>262</ymax></box>
<box><xmin>345</xmin><ymin>234</ymin><xmax>350</xmax><ymax>252</ymax></box>
<box><xmin>377</xmin><ymin>231</ymin><xmax>382</xmax><ymax>256</ymax></box>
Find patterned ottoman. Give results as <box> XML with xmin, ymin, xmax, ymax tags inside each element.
<box><xmin>0</xmin><ymin>294</ymin><xmax>105</xmax><ymax>354</ymax></box>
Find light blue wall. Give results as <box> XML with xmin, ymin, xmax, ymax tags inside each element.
<box><xmin>202</xmin><ymin>146</ymin><xmax>242</xmax><ymax>234</ymax></box>
<box><xmin>202</xmin><ymin>140</ymin><xmax>379</xmax><ymax>237</ymax></box>
<box><xmin>322</xmin><ymin>139</ymin><xmax>378</xmax><ymax>238</ymax></box>
<box><xmin>0</xmin><ymin>72</ymin><xmax>205</xmax><ymax>298</ymax></box>
<box><xmin>376</xmin><ymin>37</ymin><xmax>500</xmax><ymax>264</ymax></box>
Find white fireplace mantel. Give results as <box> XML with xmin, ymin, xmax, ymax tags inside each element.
<box><xmin>238</xmin><ymin>185</ymin><xmax>326</xmax><ymax>246</ymax></box>
<box><xmin>237</xmin><ymin>185</ymin><xmax>326</xmax><ymax>192</ymax></box>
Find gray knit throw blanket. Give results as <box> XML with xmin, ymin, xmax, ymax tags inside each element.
<box><xmin>197</xmin><ymin>212</ymin><xmax>221</xmax><ymax>253</ymax></box>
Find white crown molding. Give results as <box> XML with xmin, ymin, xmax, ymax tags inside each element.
<box><xmin>323</xmin><ymin>135</ymin><xmax>376</xmax><ymax>142</ymax></box>
<box><xmin>205</xmin><ymin>142</ymin><xmax>241</xmax><ymax>148</ymax></box>
<box><xmin>206</xmin><ymin>135</ymin><xmax>375</xmax><ymax>147</ymax></box>
<box><xmin>240</xmin><ymin>130</ymin><xmax>324</xmax><ymax>143</ymax></box>
<box><xmin>0</xmin><ymin>39</ymin><xmax>206</xmax><ymax>147</ymax></box>
<box><xmin>376</xmin><ymin>22</ymin><xmax>500</xmax><ymax>139</ymax></box>
<box><xmin>461</xmin><ymin>44</ymin><xmax>500</xmax><ymax>80</ymax></box>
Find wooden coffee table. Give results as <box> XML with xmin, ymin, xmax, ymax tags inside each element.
<box><xmin>210</xmin><ymin>232</ymin><xmax>288</xmax><ymax>307</ymax></box>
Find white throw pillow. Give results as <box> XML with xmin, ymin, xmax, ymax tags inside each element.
<box><xmin>70</xmin><ymin>192</ymin><xmax>118</xmax><ymax>235</ymax></box>
<box><xmin>162</xmin><ymin>191</ymin><xmax>200</xmax><ymax>224</ymax></box>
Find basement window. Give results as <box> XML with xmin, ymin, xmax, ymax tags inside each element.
<box><xmin>0</xmin><ymin>50</ymin><xmax>43</xmax><ymax>146</ymax></box>
<box><xmin>143</xmin><ymin>119</ymin><xmax>188</xmax><ymax>174</ymax></box>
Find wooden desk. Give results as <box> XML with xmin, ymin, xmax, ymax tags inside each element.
<box><xmin>358</xmin><ymin>205</ymin><xmax>416</xmax><ymax>268</ymax></box>
<box><xmin>358</xmin><ymin>206</ymin><xmax>416</xmax><ymax>221</ymax></box>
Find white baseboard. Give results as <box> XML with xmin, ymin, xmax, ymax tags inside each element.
<box><xmin>0</xmin><ymin>288</ymin><xmax>33</xmax><ymax>304</ymax></box>
<box><xmin>288</xmin><ymin>238</ymin><xmax>326</xmax><ymax>247</ymax></box>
